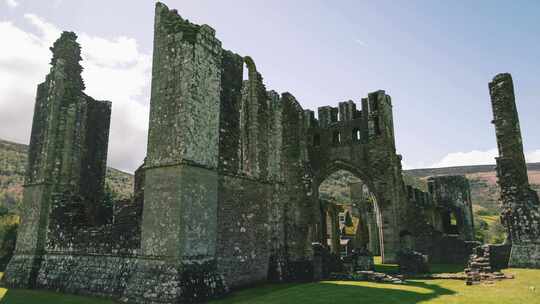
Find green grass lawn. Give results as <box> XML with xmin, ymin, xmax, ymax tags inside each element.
<box><xmin>1</xmin><ymin>263</ymin><xmax>539</xmax><ymax>304</ymax></box>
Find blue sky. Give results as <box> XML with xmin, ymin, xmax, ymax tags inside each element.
<box><xmin>0</xmin><ymin>0</ymin><xmax>538</xmax><ymax>172</ymax></box>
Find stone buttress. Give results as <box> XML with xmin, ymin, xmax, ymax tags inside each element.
<box><xmin>121</xmin><ymin>3</ymin><xmax>227</xmax><ymax>302</ymax></box>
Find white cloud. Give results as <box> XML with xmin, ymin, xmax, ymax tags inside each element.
<box><xmin>430</xmin><ymin>148</ymin><xmax>540</xmax><ymax>168</ymax></box>
<box><xmin>5</xmin><ymin>0</ymin><xmax>18</xmax><ymax>8</ymax></box>
<box><xmin>354</xmin><ymin>39</ymin><xmax>367</xmax><ymax>46</ymax></box>
<box><xmin>431</xmin><ymin>149</ymin><xmax>498</xmax><ymax>168</ymax></box>
<box><xmin>0</xmin><ymin>13</ymin><xmax>151</xmax><ymax>172</ymax></box>
<box><xmin>526</xmin><ymin>150</ymin><xmax>540</xmax><ymax>163</ymax></box>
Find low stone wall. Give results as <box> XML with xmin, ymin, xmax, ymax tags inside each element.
<box><xmin>509</xmin><ymin>243</ymin><xmax>540</xmax><ymax>268</ymax></box>
<box><xmin>6</xmin><ymin>253</ymin><xmax>229</xmax><ymax>303</ymax></box>
<box><xmin>2</xmin><ymin>254</ymin><xmax>41</xmax><ymax>288</ymax></box>
<box><xmin>488</xmin><ymin>244</ymin><xmax>511</xmax><ymax>270</ymax></box>
<box><xmin>431</xmin><ymin>236</ymin><xmax>479</xmax><ymax>265</ymax></box>
<box><xmin>121</xmin><ymin>258</ymin><xmax>228</xmax><ymax>304</ymax></box>
<box><xmin>36</xmin><ymin>254</ymin><xmax>137</xmax><ymax>298</ymax></box>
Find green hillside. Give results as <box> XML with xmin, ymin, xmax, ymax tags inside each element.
<box><xmin>0</xmin><ymin>138</ymin><xmax>134</xmax><ymax>215</ymax></box>
<box><xmin>405</xmin><ymin>164</ymin><xmax>540</xmax><ymax>215</ymax></box>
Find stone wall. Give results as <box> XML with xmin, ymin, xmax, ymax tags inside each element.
<box><xmin>427</xmin><ymin>175</ymin><xmax>475</xmax><ymax>241</ymax></box>
<box><xmin>4</xmin><ymin>31</ymin><xmax>113</xmax><ymax>288</ymax></box>
<box><xmin>489</xmin><ymin>73</ymin><xmax>540</xmax><ymax>268</ymax></box>
<box><xmin>2</xmin><ymin>2</ymin><xmax>469</xmax><ymax>303</ymax></box>
<box><xmin>403</xmin><ymin>175</ymin><xmax>478</xmax><ymax>264</ymax></box>
<box><xmin>216</xmin><ymin>176</ymin><xmax>273</xmax><ymax>288</ymax></box>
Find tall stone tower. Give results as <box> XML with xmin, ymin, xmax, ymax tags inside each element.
<box><xmin>489</xmin><ymin>73</ymin><xmax>540</xmax><ymax>268</ymax></box>
<box><xmin>4</xmin><ymin>32</ymin><xmax>111</xmax><ymax>287</ymax></box>
<box><xmin>121</xmin><ymin>3</ymin><xmax>227</xmax><ymax>303</ymax></box>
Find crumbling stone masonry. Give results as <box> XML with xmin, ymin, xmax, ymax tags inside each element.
<box><xmin>3</xmin><ymin>32</ymin><xmax>113</xmax><ymax>289</ymax></box>
<box><xmin>402</xmin><ymin>175</ymin><xmax>478</xmax><ymax>264</ymax></box>
<box><xmin>3</xmin><ymin>2</ymin><xmax>477</xmax><ymax>303</ymax></box>
<box><xmin>489</xmin><ymin>73</ymin><xmax>540</xmax><ymax>268</ymax></box>
<box><xmin>427</xmin><ymin>175</ymin><xmax>475</xmax><ymax>241</ymax></box>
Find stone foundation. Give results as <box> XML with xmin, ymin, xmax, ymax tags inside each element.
<box><xmin>509</xmin><ymin>243</ymin><xmax>540</xmax><ymax>268</ymax></box>
<box><xmin>35</xmin><ymin>254</ymin><xmax>137</xmax><ymax>298</ymax></box>
<box><xmin>2</xmin><ymin>254</ymin><xmax>42</xmax><ymax>288</ymax></box>
<box><xmin>121</xmin><ymin>258</ymin><xmax>228</xmax><ymax>304</ymax></box>
<box><xmin>4</xmin><ymin>254</ymin><xmax>229</xmax><ymax>303</ymax></box>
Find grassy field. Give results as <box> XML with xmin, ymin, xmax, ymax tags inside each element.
<box><xmin>480</xmin><ymin>215</ymin><xmax>499</xmax><ymax>225</ymax></box>
<box><xmin>1</xmin><ymin>260</ymin><xmax>539</xmax><ymax>304</ymax></box>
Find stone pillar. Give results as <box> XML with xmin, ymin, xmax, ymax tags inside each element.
<box><xmin>122</xmin><ymin>3</ymin><xmax>227</xmax><ymax>302</ymax></box>
<box><xmin>367</xmin><ymin>211</ymin><xmax>381</xmax><ymax>255</ymax></box>
<box><xmin>489</xmin><ymin>73</ymin><xmax>540</xmax><ymax>268</ymax></box>
<box><xmin>326</xmin><ymin>205</ymin><xmax>340</xmax><ymax>255</ymax></box>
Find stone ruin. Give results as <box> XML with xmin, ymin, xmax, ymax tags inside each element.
<box><xmin>2</xmin><ymin>3</ymin><xmax>484</xmax><ymax>303</ymax></box>
<box><xmin>489</xmin><ymin>73</ymin><xmax>540</xmax><ymax>268</ymax></box>
<box><xmin>464</xmin><ymin>73</ymin><xmax>540</xmax><ymax>285</ymax></box>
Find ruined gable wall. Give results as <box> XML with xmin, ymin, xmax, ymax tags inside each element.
<box><xmin>4</xmin><ymin>32</ymin><xmax>117</xmax><ymax>289</ymax></box>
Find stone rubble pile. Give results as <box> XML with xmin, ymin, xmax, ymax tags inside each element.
<box><xmin>465</xmin><ymin>245</ymin><xmax>514</xmax><ymax>285</ymax></box>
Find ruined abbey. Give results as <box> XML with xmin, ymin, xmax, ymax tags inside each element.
<box><xmin>2</xmin><ymin>2</ymin><xmax>538</xmax><ymax>303</ymax></box>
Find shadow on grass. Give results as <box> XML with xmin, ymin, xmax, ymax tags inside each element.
<box><xmin>0</xmin><ymin>288</ymin><xmax>115</xmax><ymax>304</ymax></box>
<box><xmin>210</xmin><ymin>280</ymin><xmax>455</xmax><ymax>304</ymax></box>
<box><xmin>429</xmin><ymin>263</ymin><xmax>465</xmax><ymax>274</ymax></box>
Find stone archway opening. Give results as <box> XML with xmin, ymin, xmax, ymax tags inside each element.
<box><xmin>316</xmin><ymin>169</ymin><xmax>384</xmax><ymax>261</ymax></box>
<box><xmin>442</xmin><ymin>208</ymin><xmax>462</xmax><ymax>236</ymax></box>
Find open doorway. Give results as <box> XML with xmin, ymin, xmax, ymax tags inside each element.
<box><xmin>317</xmin><ymin>170</ymin><xmax>383</xmax><ymax>259</ymax></box>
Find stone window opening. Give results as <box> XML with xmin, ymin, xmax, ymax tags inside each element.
<box><xmin>443</xmin><ymin>210</ymin><xmax>461</xmax><ymax>235</ymax></box>
<box><xmin>242</xmin><ymin>62</ymin><xmax>249</xmax><ymax>81</ymax></box>
<box><xmin>352</xmin><ymin>129</ymin><xmax>361</xmax><ymax>142</ymax></box>
<box><xmin>313</xmin><ymin>134</ymin><xmax>321</xmax><ymax>146</ymax></box>
<box><xmin>332</xmin><ymin>131</ymin><xmax>341</xmax><ymax>145</ymax></box>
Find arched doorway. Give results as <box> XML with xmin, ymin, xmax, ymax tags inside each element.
<box><xmin>313</xmin><ymin>163</ymin><xmax>390</xmax><ymax>262</ymax></box>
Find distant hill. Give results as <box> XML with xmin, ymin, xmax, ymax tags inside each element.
<box><xmin>405</xmin><ymin>163</ymin><xmax>540</xmax><ymax>178</ymax></box>
<box><xmin>405</xmin><ymin>163</ymin><xmax>540</xmax><ymax>214</ymax></box>
<box><xmin>0</xmin><ymin>138</ymin><xmax>134</xmax><ymax>215</ymax></box>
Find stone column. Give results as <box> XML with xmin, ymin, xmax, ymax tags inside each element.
<box><xmin>489</xmin><ymin>73</ymin><xmax>540</xmax><ymax>268</ymax></box>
